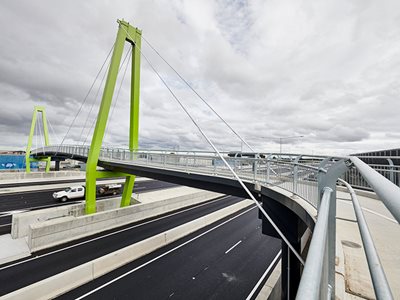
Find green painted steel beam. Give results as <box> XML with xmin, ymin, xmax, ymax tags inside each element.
<box><xmin>85</xmin><ymin>20</ymin><xmax>142</xmax><ymax>214</ymax></box>
<box><xmin>121</xmin><ymin>21</ymin><xmax>142</xmax><ymax>208</ymax></box>
<box><xmin>25</xmin><ymin>106</ymin><xmax>51</xmax><ymax>173</ymax></box>
<box><xmin>96</xmin><ymin>171</ymin><xmax>130</xmax><ymax>178</ymax></box>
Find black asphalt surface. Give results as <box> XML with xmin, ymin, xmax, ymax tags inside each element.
<box><xmin>60</xmin><ymin>207</ymin><xmax>281</xmax><ymax>300</ymax></box>
<box><xmin>0</xmin><ymin>177</ymin><xmax>123</xmax><ymax>189</ymax></box>
<box><xmin>0</xmin><ymin>180</ymin><xmax>178</xmax><ymax>235</ymax></box>
<box><xmin>0</xmin><ymin>195</ymin><xmax>245</xmax><ymax>296</ymax></box>
<box><xmin>0</xmin><ymin>180</ymin><xmax>177</xmax><ymax>213</ymax></box>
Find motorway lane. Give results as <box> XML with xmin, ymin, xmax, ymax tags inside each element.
<box><xmin>61</xmin><ymin>207</ymin><xmax>281</xmax><ymax>300</ymax></box>
<box><xmin>0</xmin><ymin>177</ymin><xmax>116</xmax><ymax>189</ymax></box>
<box><xmin>0</xmin><ymin>180</ymin><xmax>177</xmax><ymax>213</ymax></box>
<box><xmin>0</xmin><ymin>195</ymin><xmax>245</xmax><ymax>296</ymax></box>
<box><xmin>0</xmin><ymin>180</ymin><xmax>178</xmax><ymax>235</ymax></box>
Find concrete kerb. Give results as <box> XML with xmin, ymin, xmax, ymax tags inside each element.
<box><xmin>2</xmin><ymin>200</ymin><xmax>253</xmax><ymax>300</ymax></box>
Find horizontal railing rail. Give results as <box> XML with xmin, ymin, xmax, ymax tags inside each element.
<box><xmin>296</xmin><ymin>187</ymin><xmax>332</xmax><ymax>299</ymax></box>
<box><xmin>350</xmin><ymin>157</ymin><xmax>400</xmax><ymax>223</ymax></box>
<box><xmin>31</xmin><ymin>145</ymin><xmax>400</xmax><ymax>299</ymax></box>
<box><xmin>339</xmin><ymin>179</ymin><xmax>394</xmax><ymax>300</ymax></box>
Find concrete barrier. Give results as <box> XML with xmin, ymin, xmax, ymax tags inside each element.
<box><xmin>11</xmin><ymin>197</ymin><xmax>121</xmax><ymax>239</ymax></box>
<box><xmin>12</xmin><ymin>186</ymin><xmax>206</xmax><ymax>239</ymax></box>
<box><xmin>2</xmin><ymin>200</ymin><xmax>253</xmax><ymax>300</ymax></box>
<box><xmin>0</xmin><ymin>171</ymin><xmax>84</xmax><ymax>181</ymax></box>
<box><xmin>28</xmin><ymin>190</ymin><xmax>224</xmax><ymax>252</ymax></box>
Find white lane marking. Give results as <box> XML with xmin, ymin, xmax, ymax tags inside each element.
<box><xmin>0</xmin><ymin>210</ymin><xmax>28</xmax><ymax>216</ymax></box>
<box><xmin>225</xmin><ymin>240</ymin><xmax>242</xmax><ymax>254</ymax></box>
<box><xmin>0</xmin><ymin>195</ymin><xmax>232</xmax><ymax>271</ymax></box>
<box><xmin>0</xmin><ymin>223</ymin><xmax>11</xmax><ymax>227</ymax></box>
<box><xmin>339</xmin><ymin>200</ymin><xmax>398</xmax><ymax>224</ymax></box>
<box><xmin>245</xmin><ymin>250</ymin><xmax>282</xmax><ymax>300</ymax></box>
<box><xmin>0</xmin><ymin>196</ymin><xmax>121</xmax><ymax>217</ymax></box>
<box><xmin>75</xmin><ymin>206</ymin><xmax>257</xmax><ymax>299</ymax></box>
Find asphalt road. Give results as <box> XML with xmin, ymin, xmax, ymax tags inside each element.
<box><xmin>0</xmin><ymin>180</ymin><xmax>178</xmax><ymax>234</ymax></box>
<box><xmin>60</xmin><ymin>206</ymin><xmax>281</xmax><ymax>300</ymax></box>
<box><xmin>0</xmin><ymin>177</ymin><xmax>119</xmax><ymax>189</ymax></box>
<box><xmin>0</xmin><ymin>195</ymin><xmax>245</xmax><ymax>296</ymax></box>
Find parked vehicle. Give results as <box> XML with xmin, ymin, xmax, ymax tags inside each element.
<box><xmin>53</xmin><ymin>185</ymin><xmax>85</xmax><ymax>202</ymax></box>
<box><xmin>97</xmin><ymin>184</ymin><xmax>122</xmax><ymax>196</ymax></box>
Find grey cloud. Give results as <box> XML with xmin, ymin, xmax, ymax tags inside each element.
<box><xmin>0</xmin><ymin>0</ymin><xmax>399</xmax><ymax>155</ymax></box>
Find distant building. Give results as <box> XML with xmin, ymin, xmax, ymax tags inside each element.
<box><xmin>352</xmin><ymin>148</ymin><xmax>400</xmax><ymax>165</ymax></box>
<box><xmin>0</xmin><ymin>150</ymin><xmax>25</xmax><ymax>155</ymax></box>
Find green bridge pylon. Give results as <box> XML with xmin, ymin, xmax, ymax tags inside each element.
<box><xmin>85</xmin><ymin>19</ymin><xmax>142</xmax><ymax>214</ymax></box>
<box><xmin>25</xmin><ymin>106</ymin><xmax>51</xmax><ymax>173</ymax></box>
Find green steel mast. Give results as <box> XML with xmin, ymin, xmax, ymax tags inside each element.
<box><xmin>25</xmin><ymin>106</ymin><xmax>51</xmax><ymax>173</ymax></box>
<box><xmin>85</xmin><ymin>20</ymin><xmax>142</xmax><ymax>214</ymax></box>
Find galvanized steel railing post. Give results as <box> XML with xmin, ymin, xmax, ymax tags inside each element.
<box><xmin>317</xmin><ymin>158</ymin><xmax>352</xmax><ymax>299</ymax></box>
<box><xmin>387</xmin><ymin>158</ymin><xmax>394</xmax><ymax>183</ymax></box>
<box><xmin>296</xmin><ymin>187</ymin><xmax>332</xmax><ymax>300</ymax></box>
<box><xmin>293</xmin><ymin>155</ymin><xmax>302</xmax><ymax>194</ymax></box>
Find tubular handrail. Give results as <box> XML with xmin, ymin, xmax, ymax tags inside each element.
<box><xmin>31</xmin><ymin>145</ymin><xmax>399</xmax><ymax>299</ymax></box>
<box><xmin>339</xmin><ymin>179</ymin><xmax>394</xmax><ymax>300</ymax></box>
<box><xmin>296</xmin><ymin>187</ymin><xmax>332</xmax><ymax>300</ymax></box>
<box><xmin>350</xmin><ymin>157</ymin><xmax>400</xmax><ymax>223</ymax></box>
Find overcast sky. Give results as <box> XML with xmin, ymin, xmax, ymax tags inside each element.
<box><xmin>0</xmin><ymin>0</ymin><xmax>399</xmax><ymax>155</ymax></box>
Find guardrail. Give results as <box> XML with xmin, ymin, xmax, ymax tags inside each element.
<box><xmin>35</xmin><ymin>145</ymin><xmax>323</xmax><ymax>208</ymax></box>
<box><xmin>296</xmin><ymin>187</ymin><xmax>333</xmax><ymax>299</ymax></box>
<box><xmin>31</xmin><ymin>145</ymin><xmax>399</xmax><ymax>299</ymax></box>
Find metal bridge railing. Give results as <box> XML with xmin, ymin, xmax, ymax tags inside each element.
<box><xmin>32</xmin><ymin>145</ymin><xmax>399</xmax><ymax>299</ymax></box>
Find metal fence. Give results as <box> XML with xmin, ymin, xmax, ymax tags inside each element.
<box><xmin>32</xmin><ymin>145</ymin><xmax>399</xmax><ymax>300</ymax></box>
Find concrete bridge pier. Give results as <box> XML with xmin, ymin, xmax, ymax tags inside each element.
<box><xmin>260</xmin><ymin>195</ymin><xmax>308</xmax><ymax>300</ymax></box>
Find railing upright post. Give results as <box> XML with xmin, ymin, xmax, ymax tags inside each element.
<box><xmin>317</xmin><ymin>159</ymin><xmax>351</xmax><ymax>299</ymax></box>
<box><xmin>387</xmin><ymin>158</ymin><xmax>394</xmax><ymax>183</ymax></box>
<box><xmin>293</xmin><ymin>155</ymin><xmax>302</xmax><ymax>195</ymax></box>
<box><xmin>266</xmin><ymin>155</ymin><xmax>272</xmax><ymax>183</ymax></box>
<box><xmin>253</xmin><ymin>160</ymin><xmax>257</xmax><ymax>182</ymax></box>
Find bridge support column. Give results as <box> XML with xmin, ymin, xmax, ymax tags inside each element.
<box><xmin>120</xmin><ymin>175</ymin><xmax>136</xmax><ymax>207</ymax></box>
<box><xmin>85</xmin><ymin>20</ymin><xmax>142</xmax><ymax>214</ymax></box>
<box><xmin>26</xmin><ymin>106</ymin><xmax>51</xmax><ymax>173</ymax></box>
<box><xmin>260</xmin><ymin>196</ymin><xmax>307</xmax><ymax>300</ymax></box>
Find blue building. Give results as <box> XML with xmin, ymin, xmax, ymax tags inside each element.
<box><xmin>0</xmin><ymin>155</ymin><xmax>38</xmax><ymax>171</ymax></box>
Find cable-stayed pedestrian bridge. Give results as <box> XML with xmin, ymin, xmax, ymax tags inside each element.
<box><xmin>31</xmin><ymin>145</ymin><xmax>399</xmax><ymax>300</ymax></box>
<box><xmin>24</xmin><ymin>19</ymin><xmax>400</xmax><ymax>299</ymax></box>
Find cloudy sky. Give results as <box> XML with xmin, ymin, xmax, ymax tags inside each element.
<box><xmin>0</xmin><ymin>0</ymin><xmax>399</xmax><ymax>155</ymax></box>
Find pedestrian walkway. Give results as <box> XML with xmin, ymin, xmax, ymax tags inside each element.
<box><xmin>336</xmin><ymin>190</ymin><xmax>399</xmax><ymax>299</ymax></box>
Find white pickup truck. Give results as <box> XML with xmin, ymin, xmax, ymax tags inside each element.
<box><xmin>53</xmin><ymin>186</ymin><xmax>85</xmax><ymax>202</ymax></box>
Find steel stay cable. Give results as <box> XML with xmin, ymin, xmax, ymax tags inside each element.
<box><xmin>104</xmin><ymin>46</ymin><xmax>132</xmax><ymax>145</ymax></box>
<box><xmin>81</xmin><ymin>45</ymin><xmax>130</xmax><ymax>145</ymax></box>
<box><xmin>80</xmin><ymin>55</ymin><xmax>112</xmax><ymax>145</ymax></box>
<box><xmin>37</xmin><ymin>113</ymin><xmax>45</xmax><ymax>153</ymax></box>
<box><xmin>35</xmin><ymin>118</ymin><xmax>38</xmax><ymax>153</ymax></box>
<box><xmin>47</xmin><ymin>116</ymin><xmax>60</xmax><ymax>145</ymax></box>
<box><xmin>141</xmin><ymin>36</ymin><xmax>256</xmax><ymax>153</ymax></box>
<box><xmin>56</xmin><ymin>43</ymin><xmax>115</xmax><ymax>155</ymax></box>
<box><xmin>78</xmin><ymin>64</ymin><xmax>109</xmax><ymax>144</ymax></box>
<box><xmin>122</xmin><ymin>27</ymin><xmax>305</xmax><ymax>265</ymax></box>
<box><xmin>83</xmin><ymin>45</ymin><xmax>131</xmax><ymax>146</ymax></box>
<box><xmin>141</xmin><ymin>35</ymin><xmax>278</xmax><ymax>176</ymax></box>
